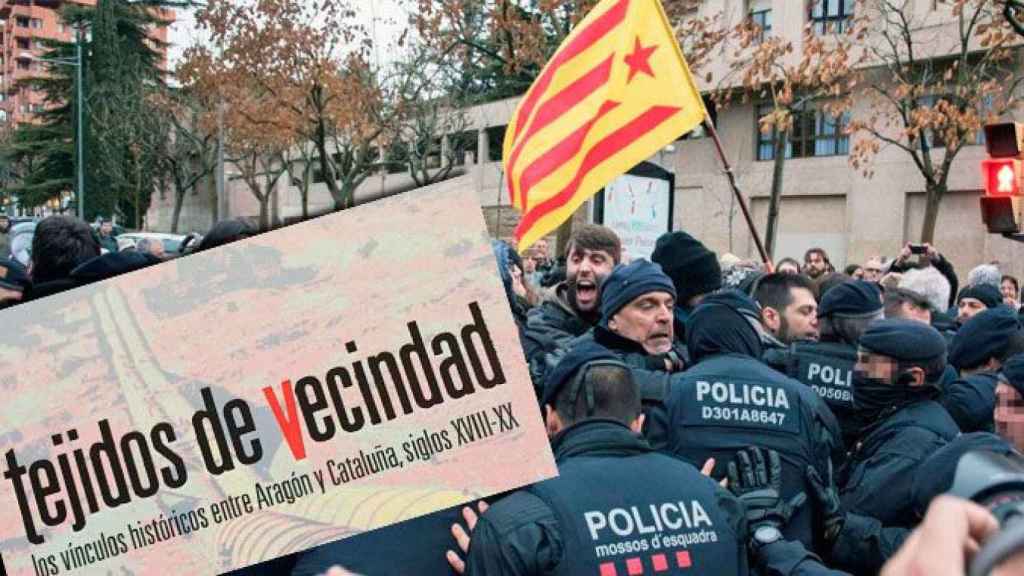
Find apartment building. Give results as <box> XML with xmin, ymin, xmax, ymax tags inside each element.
<box><xmin>0</xmin><ymin>0</ymin><xmax>172</xmax><ymax>125</ymax></box>
<box><xmin>146</xmin><ymin>0</ymin><xmax>1024</xmax><ymax>280</ymax></box>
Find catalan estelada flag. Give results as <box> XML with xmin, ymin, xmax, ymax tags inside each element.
<box><xmin>504</xmin><ymin>0</ymin><xmax>707</xmax><ymax>251</ymax></box>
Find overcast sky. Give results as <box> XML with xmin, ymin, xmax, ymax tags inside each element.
<box><xmin>166</xmin><ymin>0</ymin><xmax>411</xmax><ymax>72</ymax></box>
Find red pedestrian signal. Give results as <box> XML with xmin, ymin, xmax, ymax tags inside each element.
<box><xmin>980</xmin><ymin>123</ymin><xmax>1024</xmax><ymax>233</ymax></box>
<box><xmin>983</xmin><ymin>158</ymin><xmax>1022</xmax><ymax>197</ymax></box>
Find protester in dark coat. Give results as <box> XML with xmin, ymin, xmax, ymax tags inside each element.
<box><xmin>523</xmin><ymin>225</ymin><xmax>621</xmax><ymax>386</ymax></box>
<box><xmin>651</xmin><ymin>231</ymin><xmax>721</xmax><ymax>343</ymax></box>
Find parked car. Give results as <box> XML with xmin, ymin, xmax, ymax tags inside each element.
<box><xmin>116</xmin><ymin>232</ymin><xmax>188</xmax><ymax>255</ymax></box>
<box><xmin>8</xmin><ymin>221</ymin><xmax>36</xmax><ymax>266</ymax></box>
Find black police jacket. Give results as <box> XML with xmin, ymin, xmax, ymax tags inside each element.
<box><xmin>839</xmin><ymin>400</ymin><xmax>959</xmax><ymax>527</ymax></box>
<box><xmin>940</xmin><ymin>372</ymin><xmax>1000</xmax><ymax>433</ymax></box>
<box><xmin>650</xmin><ymin>353</ymin><xmax>840</xmax><ymax>552</ymax></box>
<box><xmin>463</xmin><ymin>420</ymin><xmax>846</xmax><ymax>576</ymax></box>
<box><xmin>764</xmin><ymin>342</ymin><xmax>858</xmax><ymax>450</ymax></box>
<box><xmin>541</xmin><ymin>328</ymin><xmax>684</xmax><ymax>444</ymax></box>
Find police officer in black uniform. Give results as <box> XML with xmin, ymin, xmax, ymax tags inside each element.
<box><xmin>455</xmin><ymin>344</ymin><xmax>847</xmax><ymax>576</ymax></box>
<box><xmin>942</xmin><ymin>307</ymin><xmax>1024</xmax><ymax>433</ymax></box>
<box><xmin>650</xmin><ymin>290</ymin><xmax>841</xmax><ymax>552</ymax></box>
<box><xmin>841</xmin><ymin>319</ymin><xmax>959</xmax><ymax>527</ymax></box>
<box><xmin>765</xmin><ymin>280</ymin><xmax>883</xmax><ymax>447</ymax></box>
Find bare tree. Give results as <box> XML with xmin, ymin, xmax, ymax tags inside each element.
<box><xmin>849</xmin><ymin>0</ymin><xmax>1024</xmax><ymax>242</ymax></box>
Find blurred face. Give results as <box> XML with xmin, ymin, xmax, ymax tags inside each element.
<box><xmin>850</xmin><ymin>267</ymin><xmax>864</xmax><ymax>280</ymax></box>
<box><xmin>608</xmin><ymin>291</ymin><xmax>675</xmax><ymax>354</ymax></box>
<box><xmin>863</xmin><ymin>258</ymin><xmax>884</xmax><ymax>282</ymax></box>
<box><xmin>566</xmin><ymin>244</ymin><xmax>615</xmax><ymax>313</ymax></box>
<box><xmin>100</xmin><ymin>222</ymin><xmax>112</xmax><ymax>236</ymax></box>
<box><xmin>149</xmin><ymin>241</ymin><xmax>165</xmax><ymax>258</ymax></box>
<box><xmin>764</xmin><ymin>287</ymin><xmax>819</xmax><ymax>344</ymax></box>
<box><xmin>777</xmin><ymin>261</ymin><xmax>800</xmax><ymax>275</ymax></box>
<box><xmin>855</xmin><ymin>350</ymin><xmax>898</xmax><ymax>384</ymax></box>
<box><xmin>1002</xmin><ymin>278</ymin><xmax>1019</xmax><ymax>303</ymax></box>
<box><xmin>0</xmin><ymin>218</ymin><xmax>9</xmax><ymax>233</ymax></box>
<box><xmin>521</xmin><ymin>251</ymin><xmax>537</xmax><ymax>274</ymax></box>
<box><xmin>957</xmin><ymin>298</ymin><xmax>988</xmax><ymax>324</ymax></box>
<box><xmin>534</xmin><ymin>239</ymin><xmax>549</xmax><ymax>260</ymax></box>
<box><xmin>995</xmin><ymin>382</ymin><xmax>1024</xmax><ymax>451</ymax></box>
<box><xmin>897</xmin><ymin>301</ymin><xmax>932</xmax><ymax>324</ymax></box>
<box><xmin>804</xmin><ymin>252</ymin><xmax>827</xmax><ymax>279</ymax></box>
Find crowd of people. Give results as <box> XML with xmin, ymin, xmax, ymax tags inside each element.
<box><xmin>0</xmin><ymin>213</ymin><xmax>256</xmax><ymax>308</ymax></box>
<box><xmin>5</xmin><ymin>211</ymin><xmax>1024</xmax><ymax>575</ymax></box>
<box><xmin>460</xmin><ymin>225</ymin><xmax>1024</xmax><ymax>576</ymax></box>
<box><xmin>275</xmin><ymin>226</ymin><xmax>1024</xmax><ymax>576</ymax></box>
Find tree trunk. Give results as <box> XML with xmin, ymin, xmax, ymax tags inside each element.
<box><xmin>765</xmin><ymin>131</ymin><xmax>788</xmax><ymax>260</ymax></box>
<box><xmin>920</xmin><ymin>183</ymin><xmax>944</xmax><ymax>244</ymax></box>
<box><xmin>171</xmin><ymin>188</ymin><xmax>185</xmax><ymax>234</ymax></box>
<box><xmin>313</xmin><ymin>119</ymin><xmax>344</xmax><ymax>210</ymax></box>
<box><xmin>258</xmin><ymin>193</ymin><xmax>270</xmax><ymax>232</ymax></box>
<box><xmin>302</xmin><ymin>161</ymin><xmax>312</xmax><ymax>220</ymax></box>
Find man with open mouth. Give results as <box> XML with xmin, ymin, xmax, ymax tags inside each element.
<box><xmin>523</xmin><ymin>224</ymin><xmax>621</xmax><ymax>390</ymax></box>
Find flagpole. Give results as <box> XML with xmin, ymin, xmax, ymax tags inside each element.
<box><xmin>702</xmin><ymin>117</ymin><xmax>771</xmax><ymax>268</ymax></box>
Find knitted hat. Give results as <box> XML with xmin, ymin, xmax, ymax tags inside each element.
<box><xmin>599</xmin><ymin>259</ymin><xmax>676</xmax><ymax>327</ymax></box>
<box><xmin>957</xmin><ymin>284</ymin><xmax>1004</xmax><ymax>310</ymax></box>
<box><xmin>651</xmin><ymin>231</ymin><xmax>721</xmax><ymax>306</ymax></box>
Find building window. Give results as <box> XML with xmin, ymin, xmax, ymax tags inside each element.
<box><xmin>750</xmin><ymin>9</ymin><xmax>772</xmax><ymax>43</ymax></box>
<box><xmin>16</xmin><ymin>38</ymin><xmax>30</xmax><ymax>50</ymax></box>
<box><xmin>30</xmin><ymin>19</ymin><xmax>42</xmax><ymax>30</ymax></box>
<box><xmin>16</xmin><ymin>60</ymin><xmax>29</xmax><ymax>71</ymax></box>
<box><xmin>486</xmin><ymin>125</ymin><xmax>507</xmax><ymax>162</ymax></box>
<box><xmin>810</xmin><ymin>0</ymin><xmax>854</xmax><ymax>34</ymax></box>
<box><xmin>15</xmin><ymin>17</ymin><xmax>28</xmax><ymax>28</ymax></box>
<box><xmin>756</xmin><ymin>103</ymin><xmax>850</xmax><ymax>161</ymax></box>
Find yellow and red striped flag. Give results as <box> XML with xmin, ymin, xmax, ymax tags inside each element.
<box><xmin>504</xmin><ymin>0</ymin><xmax>707</xmax><ymax>251</ymax></box>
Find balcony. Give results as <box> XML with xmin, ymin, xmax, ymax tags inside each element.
<box><xmin>1</xmin><ymin>0</ymin><xmax>64</xmax><ymax>19</ymax></box>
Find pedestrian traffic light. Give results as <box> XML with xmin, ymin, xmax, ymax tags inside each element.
<box><xmin>983</xmin><ymin>157</ymin><xmax>1023</xmax><ymax>197</ymax></box>
<box><xmin>981</xmin><ymin>122</ymin><xmax>1024</xmax><ymax>234</ymax></box>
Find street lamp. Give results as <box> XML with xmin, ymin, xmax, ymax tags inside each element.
<box><xmin>24</xmin><ymin>27</ymin><xmax>85</xmax><ymax>220</ymax></box>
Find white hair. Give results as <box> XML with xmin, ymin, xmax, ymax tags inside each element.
<box><xmin>967</xmin><ymin>264</ymin><xmax>1002</xmax><ymax>290</ymax></box>
<box><xmin>899</xmin><ymin>266</ymin><xmax>951</xmax><ymax>312</ymax></box>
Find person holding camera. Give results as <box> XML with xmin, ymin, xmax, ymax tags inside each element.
<box><xmin>888</xmin><ymin>243</ymin><xmax>959</xmax><ymax>311</ymax></box>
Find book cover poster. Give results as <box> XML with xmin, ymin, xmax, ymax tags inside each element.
<box><xmin>0</xmin><ymin>181</ymin><xmax>556</xmax><ymax>575</ymax></box>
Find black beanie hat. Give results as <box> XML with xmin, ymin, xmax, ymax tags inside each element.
<box><xmin>957</xmin><ymin>284</ymin><xmax>1004</xmax><ymax>310</ymax></box>
<box><xmin>651</xmin><ymin>231</ymin><xmax>721</xmax><ymax>306</ymax></box>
